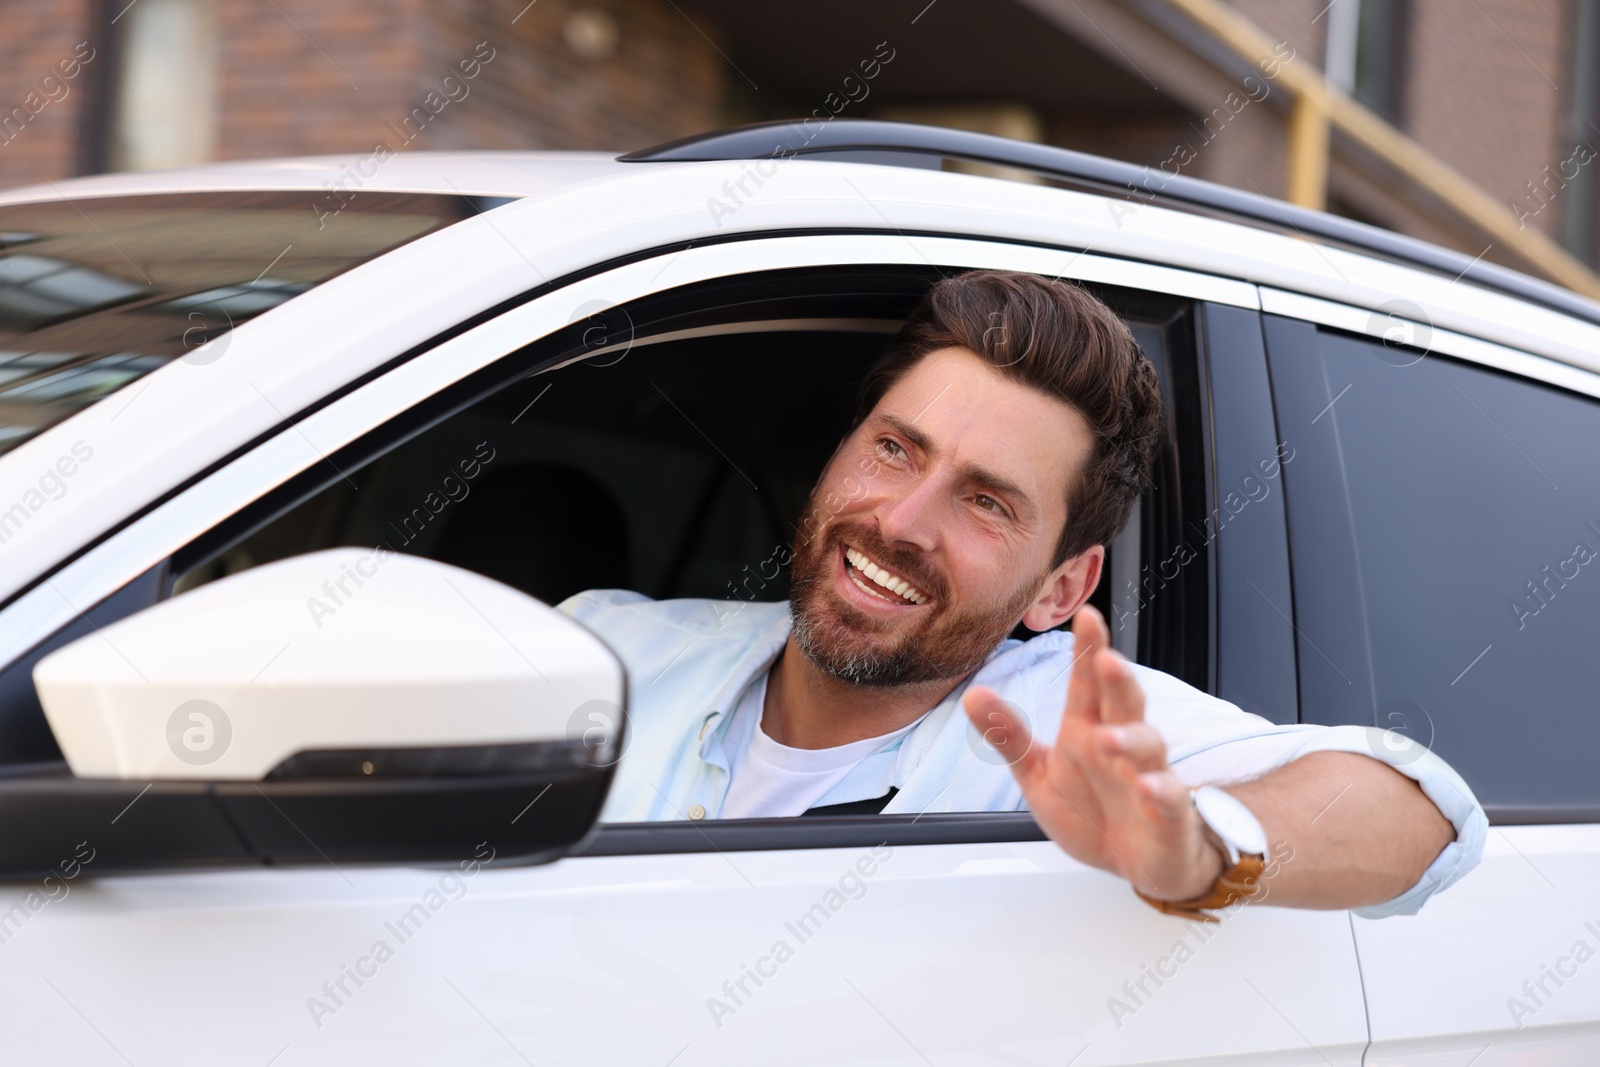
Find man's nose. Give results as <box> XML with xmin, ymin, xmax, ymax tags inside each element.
<box><xmin>873</xmin><ymin>474</ymin><xmax>943</xmax><ymax>553</ymax></box>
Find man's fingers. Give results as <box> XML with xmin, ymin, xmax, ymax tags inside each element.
<box><xmin>1135</xmin><ymin>770</ymin><xmax>1192</xmax><ymax>824</ymax></box>
<box><xmin>1063</xmin><ymin>604</ymin><xmax>1110</xmax><ymax>726</ymax></box>
<box><xmin>963</xmin><ymin>685</ymin><xmax>1038</xmax><ymax>770</ymax></box>
<box><xmin>1094</xmin><ymin>722</ymin><xmax>1169</xmax><ymax>773</ymax></box>
<box><xmin>1097</xmin><ymin>647</ymin><xmax>1147</xmax><ymax>725</ymax></box>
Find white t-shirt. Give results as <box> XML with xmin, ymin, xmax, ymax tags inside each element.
<box><xmin>719</xmin><ymin>671</ymin><xmax>923</xmax><ymax>819</ymax></box>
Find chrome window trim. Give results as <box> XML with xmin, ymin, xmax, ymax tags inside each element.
<box><xmin>1259</xmin><ymin>287</ymin><xmax>1600</xmax><ymax>401</ymax></box>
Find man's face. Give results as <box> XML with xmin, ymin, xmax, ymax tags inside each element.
<box><xmin>789</xmin><ymin>347</ymin><xmax>1102</xmax><ymax>687</ymax></box>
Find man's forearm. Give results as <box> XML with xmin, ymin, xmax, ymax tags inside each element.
<box><xmin>1227</xmin><ymin>750</ymin><xmax>1455</xmax><ymax>910</ymax></box>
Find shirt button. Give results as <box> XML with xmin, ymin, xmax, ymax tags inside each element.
<box><xmin>687</xmin><ymin>804</ymin><xmax>707</xmax><ymax>821</ymax></box>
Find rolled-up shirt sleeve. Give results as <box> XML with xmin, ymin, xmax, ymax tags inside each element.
<box><xmin>1132</xmin><ymin>664</ymin><xmax>1488</xmax><ymax>919</ymax></box>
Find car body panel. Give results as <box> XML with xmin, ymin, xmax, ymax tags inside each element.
<box><xmin>0</xmin><ymin>840</ymin><xmax>1366</xmax><ymax>1065</ymax></box>
<box><xmin>1354</xmin><ymin>825</ymin><xmax>1600</xmax><ymax>1063</ymax></box>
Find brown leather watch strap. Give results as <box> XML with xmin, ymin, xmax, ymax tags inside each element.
<box><xmin>1133</xmin><ymin>853</ymin><xmax>1268</xmax><ymax>923</ymax></box>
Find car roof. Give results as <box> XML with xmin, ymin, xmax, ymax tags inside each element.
<box><xmin>7</xmin><ymin>147</ymin><xmax>1600</xmax><ymax>408</ymax></box>
<box><xmin>0</xmin><ymin>152</ymin><xmax>631</xmax><ymax>207</ymax></box>
<box><xmin>11</xmin><ymin>144</ymin><xmax>1596</xmax><ymax>388</ymax></box>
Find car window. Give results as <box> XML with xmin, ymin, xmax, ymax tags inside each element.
<box><xmin>0</xmin><ymin>191</ymin><xmax>497</xmax><ymax>456</ymax></box>
<box><xmin>1272</xmin><ymin>323</ymin><xmax>1600</xmax><ymax>817</ymax></box>
<box><xmin>168</xmin><ymin>273</ymin><xmax>1205</xmax><ymax>665</ymax></box>
<box><xmin>181</xmin><ymin>309</ymin><xmax>1202</xmax><ymax>812</ymax></box>
<box><xmin>4</xmin><ymin>265</ymin><xmax>1211</xmax><ymax>828</ymax></box>
<box><xmin>173</xmin><ymin>326</ymin><xmax>883</xmax><ymax>606</ymax></box>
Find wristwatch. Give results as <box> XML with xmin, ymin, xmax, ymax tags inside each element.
<box><xmin>1134</xmin><ymin>786</ymin><xmax>1269</xmax><ymax>923</ymax></box>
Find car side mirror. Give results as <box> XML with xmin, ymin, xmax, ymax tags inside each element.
<box><xmin>16</xmin><ymin>549</ymin><xmax>625</xmax><ymax>876</ymax></box>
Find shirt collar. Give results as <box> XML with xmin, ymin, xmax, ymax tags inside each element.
<box><xmin>690</xmin><ymin>604</ymin><xmax>1043</xmax><ymax>780</ymax></box>
<box><xmin>696</xmin><ymin>602</ymin><xmax>793</xmax><ymax>763</ymax></box>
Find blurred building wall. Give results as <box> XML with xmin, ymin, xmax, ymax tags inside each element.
<box><xmin>0</xmin><ymin>0</ymin><xmax>100</xmax><ymax>185</ymax></box>
<box><xmin>213</xmin><ymin>0</ymin><xmax>726</xmax><ymax>159</ymax></box>
<box><xmin>1</xmin><ymin>0</ymin><xmax>1597</xmax><ymax>280</ymax></box>
<box><xmin>1402</xmin><ymin>0</ymin><xmax>1571</xmax><ymax>233</ymax></box>
<box><xmin>0</xmin><ymin>0</ymin><xmax>727</xmax><ymax>188</ymax></box>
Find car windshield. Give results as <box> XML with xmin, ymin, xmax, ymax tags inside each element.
<box><xmin>0</xmin><ymin>190</ymin><xmax>498</xmax><ymax>456</ymax></box>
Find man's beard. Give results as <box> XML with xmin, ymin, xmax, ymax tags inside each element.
<box><xmin>787</xmin><ymin>510</ymin><xmax>1048</xmax><ymax>688</ymax></box>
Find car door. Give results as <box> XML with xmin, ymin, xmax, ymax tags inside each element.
<box><xmin>1262</xmin><ymin>300</ymin><xmax>1600</xmax><ymax>1065</ymax></box>
<box><xmin>0</xmin><ymin>234</ymin><xmax>1368</xmax><ymax>1065</ymax></box>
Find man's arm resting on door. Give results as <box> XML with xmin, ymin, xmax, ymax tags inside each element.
<box><xmin>1222</xmin><ymin>749</ymin><xmax>1454</xmax><ymax>909</ymax></box>
<box><xmin>964</xmin><ymin>606</ymin><xmax>1487</xmax><ymax>917</ymax></box>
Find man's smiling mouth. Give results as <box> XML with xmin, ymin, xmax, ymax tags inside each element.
<box><xmin>843</xmin><ymin>545</ymin><xmax>930</xmax><ymax>605</ymax></box>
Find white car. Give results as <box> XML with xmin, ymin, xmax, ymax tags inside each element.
<box><xmin>0</xmin><ymin>120</ymin><xmax>1596</xmax><ymax>1065</ymax></box>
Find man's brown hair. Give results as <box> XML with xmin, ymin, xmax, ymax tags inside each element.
<box><xmin>854</xmin><ymin>269</ymin><xmax>1165</xmax><ymax>566</ymax></box>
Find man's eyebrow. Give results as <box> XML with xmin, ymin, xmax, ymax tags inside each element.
<box><xmin>877</xmin><ymin>413</ymin><xmax>933</xmax><ymax>454</ymax></box>
<box><xmin>876</xmin><ymin>413</ymin><xmax>1036</xmax><ymax>514</ymax></box>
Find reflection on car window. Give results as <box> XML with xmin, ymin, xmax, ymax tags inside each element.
<box><xmin>1301</xmin><ymin>330</ymin><xmax>1600</xmax><ymax>812</ymax></box>
<box><xmin>172</xmin><ymin>329</ymin><xmax>883</xmax><ymax>604</ymax></box>
<box><xmin>0</xmin><ymin>191</ymin><xmax>497</xmax><ymax>455</ymax></box>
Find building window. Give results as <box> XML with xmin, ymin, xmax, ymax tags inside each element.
<box><xmin>107</xmin><ymin>0</ymin><xmax>221</xmax><ymax>171</ymax></box>
<box><xmin>1325</xmin><ymin>0</ymin><xmax>1411</xmax><ymax>125</ymax></box>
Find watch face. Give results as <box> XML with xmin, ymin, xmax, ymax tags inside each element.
<box><xmin>1194</xmin><ymin>787</ymin><xmax>1268</xmax><ymax>858</ymax></box>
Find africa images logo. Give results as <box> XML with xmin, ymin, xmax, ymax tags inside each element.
<box><xmin>166</xmin><ymin>699</ymin><xmax>232</xmax><ymax>766</ymax></box>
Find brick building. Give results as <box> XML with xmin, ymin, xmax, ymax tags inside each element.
<box><xmin>2</xmin><ymin>0</ymin><xmax>1598</xmax><ymax>288</ymax></box>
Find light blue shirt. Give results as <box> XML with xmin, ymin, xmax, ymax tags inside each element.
<box><xmin>557</xmin><ymin>590</ymin><xmax>1487</xmax><ymax>918</ymax></box>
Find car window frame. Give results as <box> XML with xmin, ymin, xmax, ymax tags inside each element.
<box><xmin>1260</xmin><ymin>292</ymin><xmax>1600</xmax><ymax>825</ymax></box>
<box><xmin>0</xmin><ymin>231</ymin><xmax>1256</xmax><ymax>856</ymax></box>
<box><xmin>1202</xmin><ymin>302</ymin><xmax>1299</xmax><ymax>725</ymax></box>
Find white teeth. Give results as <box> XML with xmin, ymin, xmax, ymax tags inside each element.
<box><xmin>844</xmin><ymin>547</ymin><xmax>928</xmax><ymax>605</ymax></box>
<box><xmin>849</xmin><ymin>570</ymin><xmax>893</xmax><ymax>601</ymax></box>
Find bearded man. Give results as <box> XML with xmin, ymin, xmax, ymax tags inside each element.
<box><xmin>558</xmin><ymin>269</ymin><xmax>1484</xmax><ymax>919</ymax></box>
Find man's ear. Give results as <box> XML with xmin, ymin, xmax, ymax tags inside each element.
<box><xmin>1019</xmin><ymin>544</ymin><xmax>1104</xmax><ymax>632</ymax></box>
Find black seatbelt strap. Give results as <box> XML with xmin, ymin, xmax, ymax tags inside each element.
<box><xmin>801</xmin><ymin>787</ymin><xmax>899</xmax><ymax>816</ymax></box>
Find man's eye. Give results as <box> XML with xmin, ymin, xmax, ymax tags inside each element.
<box><xmin>974</xmin><ymin>494</ymin><xmax>1002</xmax><ymax>514</ymax></box>
<box><xmin>877</xmin><ymin>438</ymin><xmax>906</xmax><ymax>460</ymax></box>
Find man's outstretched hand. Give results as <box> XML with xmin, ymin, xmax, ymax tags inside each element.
<box><xmin>962</xmin><ymin>605</ymin><xmax>1223</xmax><ymax>902</ymax></box>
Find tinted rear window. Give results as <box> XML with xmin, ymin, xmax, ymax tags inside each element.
<box><xmin>1286</xmin><ymin>328</ymin><xmax>1600</xmax><ymax>815</ymax></box>
<box><xmin>0</xmin><ymin>191</ymin><xmax>496</xmax><ymax>455</ymax></box>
